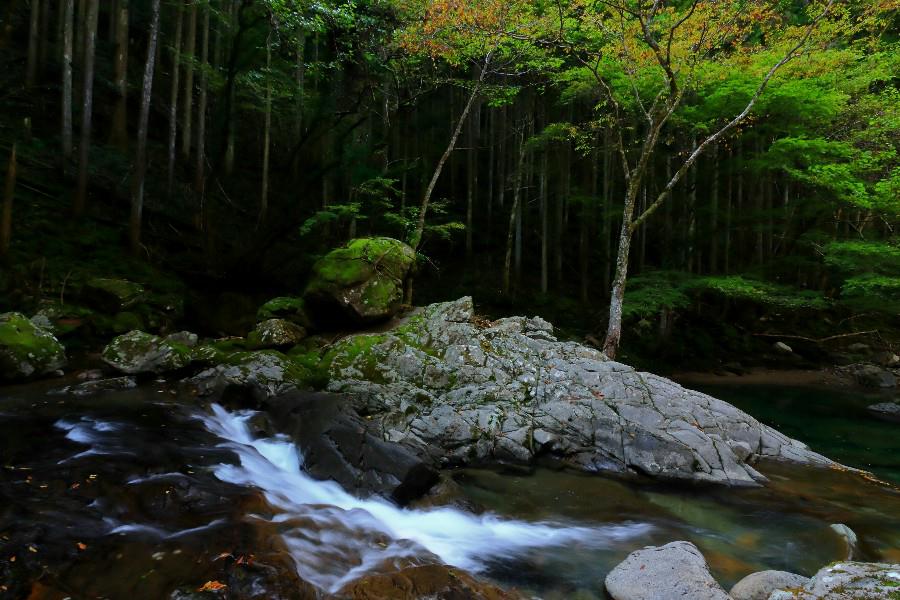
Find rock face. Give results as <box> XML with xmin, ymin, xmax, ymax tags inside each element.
<box><xmin>867</xmin><ymin>401</ymin><xmax>900</xmax><ymax>423</ymax></box>
<box><xmin>189</xmin><ymin>350</ymin><xmax>312</xmax><ymax>400</ymax></box>
<box><xmin>338</xmin><ymin>564</ymin><xmax>519</xmax><ymax>599</ymax></box>
<box><xmin>102</xmin><ymin>330</ymin><xmax>193</xmax><ymax>374</ymax></box>
<box><xmin>324</xmin><ymin>297</ymin><xmax>833</xmax><ymax>486</ymax></box>
<box><xmin>81</xmin><ymin>277</ymin><xmax>145</xmax><ymax>313</ymax></box>
<box><xmin>248</xmin><ymin>318</ymin><xmax>307</xmax><ymax>349</ymax></box>
<box><xmin>303</xmin><ymin>237</ymin><xmax>416</xmax><ymax>326</ymax></box>
<box><xmin>264</xmin><ymin>392</ymin><xmax>439</xmax><ymax>504</ymax></box>
<box><xmin>729</xmin><ymin>570</ymin><xmax>809</xmax><ymax>600</ymax></box>
<box><xmin>0</xmin><ymin>312</ymin><xmax>67</xmax><ymax>381</ymax></box>
<box><xmin>769</xmin><ymin>561</ymin><xmax>900</xmax><ymax>599</ymax></box>
<box><xmin>604</xmin><ymin>541</ymin><xmax>731</xmax><ymax>600</ymax></box>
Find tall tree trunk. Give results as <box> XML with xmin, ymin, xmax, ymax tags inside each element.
<box><xmin>26</xmin><ymin>0</ymin><xmax>41</xmax><ymax>87</ymax></box>
<box><xmin>109</xmin><ymin>0</ymin><xmax>129</xmax><ymax>151</ymax></box>
<box><xmin>166</xmin><ymin>2</ymin><xmax>183</xmax><ymax>195</ymax></box>
<box><xmin>1</xmin><ymin>144</ymin><xmax>16</xmax><ymax>261</ymax></box>
<box><xmin>602</xmin><ymin>183</ymin><xmax>639</xmax><ymax>358</ymax></box>
<box><xmin>503</xmin><ymin>126</ymin><xmax>528</xmax><ymax>295</ymax></box>
<box><xmin>539</xmin><ymin>149</ymin><xmax>548</xmax><ymax>294</ymax></box>
<box><xmin>193</xmin><ymin>2</ymin><xmax>209</xmax><ymax>201</ymax></box>
<box><xmin>129</xmin><ymin>0</ymin><xmax>160</xmax><ymax>254</ymax></box>
<box><xmin>73</xmin><ymin>0</ymin><xmax>98</xmax><ymax>217</ymax></box>
<box><xmin>709</xmin><ymin>142</ymin><xmax>719</xmax><ymax>273</ymax></box>
<box><xmin>292</xmin><ymin>33</ymin><xmax>305</xmax><ymax>178</ymax></box>
<box><xmin>180</xmin><ymin>2</ymin><xmax>196</xmax><ymax>159</ymax></box>
<box><xmin>60</xmin><ymin>0</ymin><xmax>74</xmax><ymax>164</ymax></box>
<box><xmin>258</xmin><ymin>33</ymin><xmax>271</xmax><ymax>225</ymax></box>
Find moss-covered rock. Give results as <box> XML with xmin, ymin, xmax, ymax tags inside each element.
<box><xmin>256</xmin><ymin>296</ymin><xmax>311</xmax><ymax>328</ymax></box>
<box><xmin>81</xmin><ymin>278</ymin><xmax>146</xmax><ymax>313</ymax></box>
<box><xmin>303</xmin><ymin>237</ymin><xmax>416</xmax><ymax>325</ymax></box>
<box><xmin>101</xmin><ymin>330</ymin><xmax>192</xmax><ymax>374</ymax></box>
<box><xmin>247</xmin><ymin>318</ymin><xmax>307</xmax><ymax>349</ymax></box>
<box><xmin>188</xmin><ymin>350</ymin><xmax>314</xmax><ymax>398</ymax></box>
<box><xmin>0</xmin><ymin>312</ymin><xmax>67</xmax><ymax>381</ymax></box>
<box><xmin>191</xmin><ymin>337</ymin><xmax>247</xmax><ymax>366</ymax></box>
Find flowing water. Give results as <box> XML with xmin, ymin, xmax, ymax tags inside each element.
<box><xmin>1</xmin><ymin>378</ymin><xmax>899</xmax><ymax>599</ymax></box>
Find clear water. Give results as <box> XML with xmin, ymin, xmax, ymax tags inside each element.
<box><xmin>1</xmin><ymin>379</ymin><xmax>898</xmax><ymax>599</ymax></box>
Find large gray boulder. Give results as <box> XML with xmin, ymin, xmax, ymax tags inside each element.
<box><xmin>248</xmin><ymin>318</ymin><xmax>307</xmax><ymax>349</ymax></box>
<box><xmin>0</xmin><ymin>312</ymin><xmax>67</xmax><ymax>381</ymax></box>
<box><xmin>867</xmin><ymin>401</ymin><xmax>900</xmax><ymax>423</ymax></box>
<box><xmin>768</xmin><ymin>561</ymin><xmax>900</xmax><ymax>599</ymax></box>
<box><xmin>323</xmin><ymin>297</ymin><xmax>834</xmax><ymax>485</ymax></box>
<box><xmin>605</xmin><ymin>541</ymin><xmax>730</xmax><ymax>600</ymax></box>
<box><xmin>730</xmin><ymin>570</ymin><xmax>809</xmax><ymax>600</ymax></box>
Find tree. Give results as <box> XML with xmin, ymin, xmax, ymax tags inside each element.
<box><xmin>1</xmin><ymin>143</ymin><xmax>16</xmax><ymax>261</ymax></box>
<box><xmin>109</xmin><ymin>0</ymin><xmax>129</xmax><ymax>151</ymax></box>
<box><xmin>555</xmin><ymin>0</ymin><xmax>839</xmax><ymax>358</ymax></box>
<box><xmin>26</xmin><ymin>0</ymin><xmax>41</xmax><ymax>87</ymax></box>
<box><xmin>130</xmin><ymin>0</ymin><xmax>161</xmax><ymax>254</ymax></box>
<box><xmin>60</xmin><ymin>0</ymin><xmax>74</xmax><ymax>163</ymax></box>
<box><xmin>167</xmin><ymin>1</ymin><xmax>184</xmax><ymax>195</ymax></box>
<box><xmin>73</xmin><ymin>0</ymin><xmax>99</xmax><ymax>216</ymax></box>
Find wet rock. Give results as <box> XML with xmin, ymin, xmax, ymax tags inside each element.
<box><xmin>769</xmin><ymin>561</ymin><xmax>900</xmax><ymax>599</ymax></box>
<box><xmin>81</xmin><ymin>277</ymin><xmax>145</xmax><ymax>313</ymax></box>
<box><xmin>324</xmin><ymin>297</ymin><xmax>834</xmax><ymax>486</ymax></box>
<box><xmin>872</xmin><ymin>351</ymin><xmax>900</xmax><ymax>368</ymax></box>
<box><xmin>773</xmin><ymin>342</ymin><xmax>793</xmax><ymax>355</ymax></box>
<box><xmin>50</xmin><ymin>376</ymin><xmax>137</xmax><ymax>397</ymax></box>
<box><xmin>248</xmin><ymin>319</ymin><xmax>307</xmax><ymax>349</ymax></box>
<box><xmin>729</xmin><ymin>570</ymin><xmax>809</xmax><ymax>600</ymax></box>
<box><xmin>830</xmin><ymin>523</ymin><xmax>859</xmax><ymax>560</ymax></box>
<box><xmin>842</xmin><ymin>363</ymin><xmax>897</xmax><ymax>388</ymax></box>
<box><xmin>604</xmin><ymin>541</ymin><xmax>730</xmax><ymax>600</ymax></box>
<box><xmin>303</xmin><ymin>237</ymin><xmax>416</xmax><ymax>326</ymax></box>
<box><xmin>0</xmin><ymin>312</ymin><xmax>67</xmax><ymax>381</ymax></box>
<box><xmin>188</xmin><ymin>351</ymin><xmax>312</xmax><ymax>401</ymax></box>
<box><xmin>102</xmin><ymin>330</ymin><xmax>193</xmax><ymax>374</ymax></box>
<box><xmin>264</xmin><ymin>392</ymin><xmax>439</xmax><ymax>504</ymax></box>
<box><xmin>165</xmin><ymin>331</ymin><xmax>199</xmax><ymax>348</ymax></box>
<box><xmin>257</xmin><ymin>296</ymin><xmax>311</xmax><ymax>329</ymax></box>
<box><xmin>337</xmin><ymin>564</ymin><xmax>519</xmax><ymax>599</ymax></box>
<box><xmin>867</xmin><ymin>401</ymin><xmax>900</xmax><ymax>423</ymax></box>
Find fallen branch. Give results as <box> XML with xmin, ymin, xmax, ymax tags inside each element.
<box><xmin>752</xmin><ymin>331</ymin><xmax>878</xmax><ymax>344</ymax></box>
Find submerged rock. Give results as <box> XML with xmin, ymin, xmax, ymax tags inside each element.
<box><xmin>769</xmin><ymin>561</ymin><xmax>900</xmax><ymax>599</ymax></box>
<box><xmin>50</xmin><ymin>376</ymin><xmax>137</xmax><ymax>397</ymax></box>
<box><xmin>248</xmin><ymin>318</ymin><xmax>307</xmax><ymax>349</ymax></box>
<box><xmin>867</xmin><ymin>401</ymin><xmax>900</xmax><ymax>423</ymax></box>
<box><xmin>843</xmin><ymin>363</ymin><xmax>897</xmax><ymax>388</ymax></box>
<box><xmin>303</xmin><ymin>237</ymin><xmax>416</xmax><ymax>326</ymax></box>
<box><xmin>102</xmin><ymin>330</ymin><xmax>193</xmax><ymax>374</ymax></box>
<box><xmin>0</xmin><ymin>312</ymin><xmax>67</xmax><ymax>381</ymax></box>
<box><xmin>729</xmin><ymin>570</ymin><xmax>809</xmax><ymax>600</ymax></box>
<box><xmin>338</xmin><ymin>564</ymin><xmax>519</xmax><ymax>599</ymax></box>
<box><xmin>323</xmin><ymin>297</ymin><xmax>833</xmax><ymax>486</ymax></box>
<box><xmin>604</xmin><ymin>541</ymin><xmax>730</xmax><ymax>600</ymax></box>
<box><xmin>189</xmin><ymin>350</ymin><xmax>312</xmax><ymax>400</ymax></box>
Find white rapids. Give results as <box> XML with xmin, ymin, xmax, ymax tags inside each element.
<box><xmin>201</xmin><ymin>404</ymin><xmax>653</xmax><ymax>592</ymax></box>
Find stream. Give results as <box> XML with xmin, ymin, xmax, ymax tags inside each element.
<box><xmin>1</xmin><ymin>378</ymin><xmax>899</xmax><ymax>599</ymax></box>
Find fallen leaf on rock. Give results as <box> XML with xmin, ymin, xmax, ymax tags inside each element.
<box><xmin>197</xmin><ymin>580</ymin><xmax>227</xmax><ymax>592</ymax></box>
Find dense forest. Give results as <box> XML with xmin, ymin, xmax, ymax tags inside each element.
<box><xmin>2</xmin><ymin>2</ymin><xmax>900</xmax><ymax>600</ymax></box>
<box><xmin>0</xmin><ymin>0</ymin><xmax>898</xmax><ymax>365</ymax></box>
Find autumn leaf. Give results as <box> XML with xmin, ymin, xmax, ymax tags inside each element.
<box><xmin>76</xmin><ymin>542</ymin><xmax>87</xmax><ymax>551</ymax></box>
<box><xmin>197</xmin><ymin>580</ymin><xmax>227</xmax><ymax>592</ymax></box>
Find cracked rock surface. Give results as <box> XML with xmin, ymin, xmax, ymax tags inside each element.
<box><xmin>324</xmin><ymin>297</ymin><xmax>834</xmax><ymax>486</ymax></box>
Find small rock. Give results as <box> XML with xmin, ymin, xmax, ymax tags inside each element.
<box><xmin>164</xmin><ymin>331</ymin><xmax>199</xmax><ymax>348</ymax></box>
<box><xmin>773</xmin><ymin>341</ymin><xmax>793</xmax><ymax>355</ymax></box>
<box><xmin>847</xmin><ymin>342</ymin><xmax>871</xmax><ymax>354</ymax></box>
<box><xmin>846</xmin><ymin>363</ymin><xmax>897</xmax><ymax>388</ymax></box>
<box><xmin>605</xmin><ymin>541</ymin><xmax>731</xmax><ymax>600</ymax></box>
<box><xmin>729</xmin><ymin>570</ymin><xmax>809</xmax><ymax>600</ymax></box>
<box><xmin>248</xmin><ymin>319</ymin><xmax>307</xmax><ymax>349</ymax></box>
<box><xmin>872</xmin><ymin>350</ymin><xmax>900</xmax><ymax>368</ymax></box>
<box><xmin>830</xmin><ymin>523</ymin><xmax>859</xmax><ymax>560</ymax></box>
<box><xmin>256</xmin><ymin>296</ymin><xmax>311</xmax><ymax>328</ymax></box>
<box><xmin>867</xmin><ymin>402</ymin><xmax>900</xmax><ymax>423</ymax></box>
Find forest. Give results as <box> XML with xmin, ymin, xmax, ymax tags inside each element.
<box><xmin>1</xmin><ymin>0</ymin><xmax>899</xmax><ymax>599</ymax></box>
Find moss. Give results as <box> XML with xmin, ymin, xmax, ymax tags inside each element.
<box><xmin>112</xmin><ymin>311</ymin><xmax>145</xmax><ymax>333</ymax></box>
<box><xmin>257</xmin><ymin>296</ymin><xmax>310</xmax><ymax>327</ymax></box>
<box><xmin>0</xmin><ymin>312</ymin><xmax>67</xmax><ymax>380</ymax></box>
<box><xmin>82</xmin><ymin>277</ymin><xmax>146</xmax><ymax>312</ymax></box>
<box><xmin>320</xmin><ymin>333</ymin><xmax>389</xmax><ymax>382</ymax></box>
<box><xmin>102</xmin><ymin>330</ymin><xmax>192</xmax><ymax>374</ymax></box>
